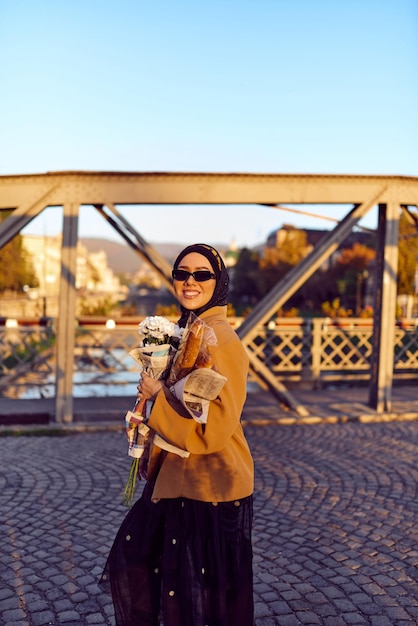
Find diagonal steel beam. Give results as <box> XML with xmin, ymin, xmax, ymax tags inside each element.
<box><xmin>0</xmin><ymin>184</ymin><xmax>60</xmax><ymax>248</ymax></box>
<box><xmin>261</xmin><ymin>203</ymin><xmax>376</xmax><ymax>233</ymax></box>
<box><xmin>236</xmin><ymin>189</ymin><xmax>387</xmax><ymax>412</ymax></box>
<box><xmin>247</xmin><ymin>349</ymin><xmax>310</xmax><ymax>417</ymax></box>
<box><xmin>237</xmin><ymin>189</ymin><xmax>386</xmax><ymax>343</ymax></box>
<box><xmin>93</xmin><ymin>203</ymin><xmax>175</xmax><ymax>293</ymax></box>
<box><xmin>400</xmin><ymin>204</ymin><xmax>418</xmax><ymax>228</ymax></box>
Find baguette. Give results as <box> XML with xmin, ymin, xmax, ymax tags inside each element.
<box><xmin>177</xmin><ymin>318</ymin><xmax>204</xmax><ymax>368</ymax></box>
<box><xmin>194</xmin><ymin>351</ymin><xmax>213</xmax><ymax>369</ymax></box>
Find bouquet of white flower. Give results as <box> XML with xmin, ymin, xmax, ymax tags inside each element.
<box><xmin>122</xmin><ymin>316</ymin><xmax>183</xmax><ymax>507</ymax></box>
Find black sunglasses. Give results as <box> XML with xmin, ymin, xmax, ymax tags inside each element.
<box><xmin>172</xmin><ymin>269</ymin><xmax>216</xmax><ymax>282</ymax></box>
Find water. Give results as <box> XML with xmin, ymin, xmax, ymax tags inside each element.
<box><xmin>19</xmin><ymin>349</ymin><xmax>142</xmax><ymax>399</ymax></box>
<box><xmin>16</xmin><ymin>347</ymin><xmax>261</xmax><ymax>399</ymax></box>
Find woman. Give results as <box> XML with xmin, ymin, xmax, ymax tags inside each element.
<box><xmin>101</xmin><ymin>243</ymin><xmax>254</xmax><ymax>626</ymax></box>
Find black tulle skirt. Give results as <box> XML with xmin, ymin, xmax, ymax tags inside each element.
<box><xmin>100</xmin><ymin>482</ymin><xmax>254</xmax><ymax>626</ymax></box>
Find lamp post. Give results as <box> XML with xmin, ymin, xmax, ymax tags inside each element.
<box><xmin>356</xmin><ymin>270</ymin><xmax>369</xmax><ymax>316</ymax></box>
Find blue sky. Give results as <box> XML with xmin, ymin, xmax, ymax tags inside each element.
<box><xmin>1</xmin><ymin>0</ymin><xmax>417</xmax><ymax>247</ymax></box>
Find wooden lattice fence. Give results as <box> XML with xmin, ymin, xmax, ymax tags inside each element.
<box><xmin>1</xmin><ymin>317</ymin><xmax>417</xmax><ymax>398</ymax></box>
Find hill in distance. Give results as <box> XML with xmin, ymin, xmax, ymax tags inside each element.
<box><xmin>81</xmin><ymin>238</ymin><xmax>228</xmax><ymax>275</ymax></box>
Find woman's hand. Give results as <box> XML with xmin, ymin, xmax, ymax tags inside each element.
<box><xmin>137</xmin><ymin>372</ymin><xmax>163</xmax><ymax>402</ymax></box>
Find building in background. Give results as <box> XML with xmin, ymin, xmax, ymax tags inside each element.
<box><xmin>18</xmin><ymin>235</ymin><xmax>125</xmax><ymax>317</ymax></box>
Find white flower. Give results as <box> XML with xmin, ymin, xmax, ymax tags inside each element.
<box><xmin>138</xmin><ymin>316</ymin><xmax>183</xmax><ymax>346</ymax></box>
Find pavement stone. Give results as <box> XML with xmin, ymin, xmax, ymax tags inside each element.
<box><xmin>0</xmin><ymin>391</ymin><xmax>418</xmax><ymax>625</ymax></box>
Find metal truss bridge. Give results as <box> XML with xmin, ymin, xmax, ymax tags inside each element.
<box><xmin>1</xmin><ymin>171</ymin><xmax>417</xmax><ymax>422</ymax></box>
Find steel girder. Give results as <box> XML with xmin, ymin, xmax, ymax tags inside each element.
<box><xmin>368</xmin><ymin>203</ymin><xmax>400</xmax><ymax>412</ymax></box>
<box><xmin>0</xmin><ymin>171</ymin><xmax>418</xmax><ymax>207</ymax></box>
<box><xmin>93</xmin><ymin>203</ymin><xmax>174</xmax><ymax>291</ymax></box>
<box><xmin>55</xmin><ymin>203</ymin><xmax>79</xmax><ymax>422</ymax></box>
<box><xmin>0</xmin><ymin>171</ymin><xmax>417</xmax><ymax>421</ymax></box>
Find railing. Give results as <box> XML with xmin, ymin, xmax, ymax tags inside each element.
<box><xmin>0</xmin><ymin>318</ymin><xmax>56</xmax><ymax>397</ymax></box>
<box><xmin>253</xmin><ymin>318</ymin><xmax>418</xmax><ymax>385</ymax></box>
<box><xmin>1</xmin><ymin>317</ymin><xmax>418</xmax><ymax>399</ymax></box>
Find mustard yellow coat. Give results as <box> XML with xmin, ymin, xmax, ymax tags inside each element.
<box><xmin>147</xmin><ymin>306</ymin><xmax>254</xmax><ymax>503</ymax></box>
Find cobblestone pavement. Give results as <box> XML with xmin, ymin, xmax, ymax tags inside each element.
<box><xmin>1</xmin><ymin>419</ymin><xmax>418</xmax><ymax>626</ymax></box>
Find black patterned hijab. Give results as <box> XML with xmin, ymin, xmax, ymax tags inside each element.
<box><xmin>173</xmin><ymin>243</ymin><xmax>229</xmax><ymax>326</ymax></box>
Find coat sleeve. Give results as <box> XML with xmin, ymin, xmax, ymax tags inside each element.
<box><xmin>147</xmin><ymin>328</ymin><xmax>249</xmax><ymax>455</ymax></box>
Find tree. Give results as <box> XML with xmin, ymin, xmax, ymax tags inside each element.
<box><xmin>397</xmin><ymin>211</ymin><xmax>418</xmax><ymax>295</ymax></box>
<box><xmin>336</xmin><ymin>242</ymin><xmax>376</xmax><ymax>273</ymax></box>
<box><xmin>258</xmin><ymin>227</ymin><xmax>308</xmax><ymax>296</ymax></box>
<box><xmin>231</xmin><ymin>248</ymin><xmax>261</xmax><ymax>310</ymax></box>
<box><xmin>332</xmin><ymin>243</ymin><xmax>376</xmax><ymax>312</ymax></box>
<box><xmin>0</xmin><ymin>211</ymin><xmax>38</xmax><ymax>292</ymax></box>
<box><xmin>297</xmin><ymin>270</ymin><xmax>337</xmax><ymax>313</ymax></box>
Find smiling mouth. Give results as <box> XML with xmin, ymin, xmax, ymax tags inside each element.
<box><xmin>183</xmin><ymin>290</ymin><xmax>200</xmax><ymax>298</ymax></box>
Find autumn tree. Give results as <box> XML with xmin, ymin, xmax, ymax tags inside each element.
<box><xmin>0</xmin><ymin>211</ymin><xmax>38</xmax><ymax>292</ymax></box>
<box><xmin>258</xmin><ymin>227</ymin><xmax>308</xmax><ymax>296</ymax></box>
<box><xmin>336</xmin><ymin>242</ymin><xmax>376</xmax><ymax>273</ymax></box>
<box><xmin>397</xmin><ymin>211</ymin><xmax>418</xmax><ymax>295</ymax></box>
<box><xmin>232</xmin><ymin>229</ymin><xmax>379</xmax><ymax>316</ymax></box>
